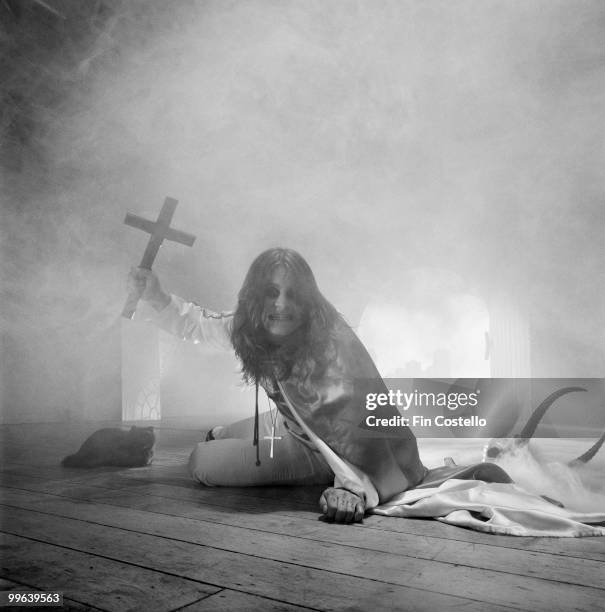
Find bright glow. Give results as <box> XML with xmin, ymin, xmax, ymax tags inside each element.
<box><xmin>357</xmin><ymin>268</ymin><xmax>490</xmax><ymax>378</ymax></box>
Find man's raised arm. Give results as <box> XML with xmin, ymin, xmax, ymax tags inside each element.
<box><xmin>127</xmin><ymin>267</ymin><xmax>232</xmax><ymax>350</ymax></box>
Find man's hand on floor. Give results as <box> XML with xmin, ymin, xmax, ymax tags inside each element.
<box><xmin>319</xmin><ymin>487</ymin><xmax>365</xmax><ymax>523</ymax></box>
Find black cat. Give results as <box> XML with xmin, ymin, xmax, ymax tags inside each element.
<box><xmin>61</xmin><ymin>426</ymin><xmax>155</xmax><ymax>468</ymax></box>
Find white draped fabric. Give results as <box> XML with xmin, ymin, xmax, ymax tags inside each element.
<box><xmin>373</xmin><ymin>479</ymin><xmax>605</xmax><ymax>537</ymax></box>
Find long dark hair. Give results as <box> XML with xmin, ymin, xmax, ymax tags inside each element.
<box><xmin>231</xmin><ymin>248</ymin><xmax>344</xmax><ymax>384</ymax></box>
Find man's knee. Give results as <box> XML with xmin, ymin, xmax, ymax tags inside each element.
<box><xmin>189</xmin><ymin>439</ymin><xmax>255</xmax><ymax>486</ymax></box>
<box><xmin>188</xmin><ymin>442</ymin><xmax>220</xmax><ymax>485</ymax></box>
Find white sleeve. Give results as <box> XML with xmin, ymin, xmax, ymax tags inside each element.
<box><xmin>146</xmin><ymin>294</ymin><xmax>233</xmax><ymax>351</ymax></box>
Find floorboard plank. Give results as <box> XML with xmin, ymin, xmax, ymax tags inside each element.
<box><xmin>3</xmin><ymin>470</ymin><xmax>604</xmax><ymax>562</ymax></box>
<box><xmin>177</xmin><ymin>589</ymin><xmax>319</xmax><ymax>612</ymax></box>
<box><xmin>2</xmin><ymin>423</ymin><xmax>603</xmax><ymax>612</ymax></box>
<box><xmin>1</xmin><ymin>505</ymin><xmax>522</xmax><ymax>612</ymax></box>
<box><xmin>2</xmin><ymin>496</ymin><xmax>603</xmax><ymax>611</ymax></box>
<box><xmin>2</xmin><ymin>485</ymin><xmax>602</xmax><ymax>591</ymax></box>
<box><xmin>0</xmin><ymin>533</ymin><xmax>219</xmax><ymax>612</ymax></box>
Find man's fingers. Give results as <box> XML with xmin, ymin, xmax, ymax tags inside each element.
<box><xmin>334</xmin><ymin>507</ymin><xmax>347</xmax><ymax>523</ymax></box>
<box><xmin>320</xmin><ymin>489</ymin><xmax>338</xmax><ymax>519</ymax></box>
<box><xmin>319</xmin><ymin>488</ymin><xmax>364</xmax><ymax>524</ymax></box>
<box><xmin>127</xmin><ymin>268</ymin><xmax>147</xmax><ymax>293</ymax></box>
<box><xmin>354</xmin><ymin>501</ymin><xmax>365</xmax><ymax>523</ymax></box>
<box><xmin>319</xmin><ymin>493</ymin><xmax>330</xmax><ymax>516</ymax></box>
<box><xmin>127</xmin><ymin>268</ymin><xmax>165</xmax><ymax>304</ymax></box>
<box><xmin>341</xmin><ymin>496</ymin><xmax>356</xmax><ymax>524</ymax></box>
<box><xmin>319</xmin><ymin>488</ymin><xmax>338</xmax><ymax>520</ymax></box>
<box><xmin>334</xmin><ymin>494</ymin><xmax>351</xmax><ymax>523</ymax></box>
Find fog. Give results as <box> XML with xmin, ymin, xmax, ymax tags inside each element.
<box><xmin>2</xmin><ymin>1</ymin><xmax>604</xmax><ymax>424</ymax></box>
<box><xmin>419</xmin><ymin>437</ymin><xmax>605</xmax><ymax>512</ymax></box>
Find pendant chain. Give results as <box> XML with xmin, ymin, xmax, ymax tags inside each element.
<box><xmin>263</xmin><ymin>393</ymin><xmax>282</xmax><ymax>459</ymax></box>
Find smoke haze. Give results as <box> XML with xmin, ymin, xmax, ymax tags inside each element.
<box><xmin>2</xmin><ymin>0</ymin><xmax>604</xmax><ymax>423</ymax></box>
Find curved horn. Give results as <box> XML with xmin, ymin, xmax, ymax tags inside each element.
<box><xmin>516</xmin><ymin>387</ymin><xmax>587</xmax><ymax>441</ymax></box>
<box><xmin>568</xmin><ymin>431</ymin><xmax>605</xmax><ymax>467</ymax></box>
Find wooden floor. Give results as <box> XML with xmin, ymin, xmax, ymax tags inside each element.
<box><xmin>1</xmin><ymin>423</ymin><xmax>604</xmax><ymax>612</ymax></box>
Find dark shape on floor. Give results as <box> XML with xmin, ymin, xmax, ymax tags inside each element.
<box><xmin>61</xmin><ymin>426</ymin><xmax>156</xmax><ymax>468</ymax></box>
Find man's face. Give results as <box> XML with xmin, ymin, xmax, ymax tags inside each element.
<box><xmin>261</xmin><ymin>267</ymin><xmax>304</xmax><ymax>343</ymax></box>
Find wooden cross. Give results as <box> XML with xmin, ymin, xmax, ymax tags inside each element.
<box><xmin>122</xmin><ymin>196</ymin><xmax>196</xmax><ymax>319</ymax></box>
<box><xmin>263</xmin><ymin>426</ymin><xmax>282</xmax><ymax>459</ymax></box>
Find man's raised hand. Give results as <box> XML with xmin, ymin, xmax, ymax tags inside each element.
<box><xmin>319</xmin><ymin>487</ymin><xmax>365</xmax><ymax>524</ymax></box>
<box><xmin>127</xmin><ymin>268</ymin><xmax>171</xmax><ymax>312</ymax></box>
